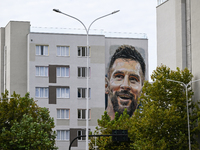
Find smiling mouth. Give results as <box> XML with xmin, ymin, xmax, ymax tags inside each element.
<box><xmin>118</xmin><ymin>94</ymin><xmax>132</xmax><ymax>101</ymax></box>
<box><xmin>118</xmin><ymin>96</ymin><xmax>132</xmax><ymax>108</ymax></box>
<box><xmin>115</xmin><ymin>92</ymin><xmax>134</xmax><ymax>107</ymax></box>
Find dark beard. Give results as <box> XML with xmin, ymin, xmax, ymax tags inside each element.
<box><xmin>111</xmin><ymin>90</ymin><xmax>138</xmax><ymax>117</ymax></box>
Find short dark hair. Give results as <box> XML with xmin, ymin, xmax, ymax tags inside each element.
<box><xmin>108</xmin><ymin>45</ymin><xmax>145</xmax><ymax>80</ymax></box>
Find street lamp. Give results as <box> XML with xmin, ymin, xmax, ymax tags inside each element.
<box><xmin>53</xmin><ymin>9</ymin><xmax>120</xmax><ymax>150</ymax></box>
<box><xmin>166</xmin><ymin>78</ymin><xmax>200</xmax><ymax>150</ymax></box>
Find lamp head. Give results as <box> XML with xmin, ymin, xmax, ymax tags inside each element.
<box><xmin>112</xmin><ymin>10</ymin><xmax>120</xmax><ymax>14</ymax></box>
<box><xmin>53</xmin><ymin>9</ymin><xmax>61</xmax><ymax>13</ymax></box>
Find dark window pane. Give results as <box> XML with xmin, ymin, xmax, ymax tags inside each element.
<box><xmin>82</xmin><ymin>89</ymin><xmax>86</xmax><ymax>98</ymax></box>
<box><xmin>88</xmin><ymin>109</ymin><xmax>90</xmax><ymax>119</ymax></box>
<box><xmin>82</xmin><ymin>130</ymin><xmax>86</xmax><ymax>140</ymax></box>
<box><xmin>41</xmin><ymin>46</ymin><xmax>43</xmax><ymax>55</ymax></box>
<box><xmin>82</xmin><ymin>110</ymin><xmax>86</xmax><ymax>119</ymax></box>
<box><xmin>78</xmin><ymin>110</ymin><xmax>81</xmax><ymax>118</ymax></box>
<box><xmin>88</xmin><ymin>88</ymin><xmax>91</xmax><ymax>98</ymax></box>
<box><xmin>78</xmin><ymin>89</ymin><xmax>81</xmax><ymax>98</ymax></box>
<box><xmin>82</xmin><ymin>68</ymin><xmax>86</xmax><ymax>77</ymax></box>
<box><xmin>78</xmin><ymin>68</ymin><xmax>81</xmax><ymax>77</ymax></box>
<box><xmin>82</xmin><ymin>47</ymin><xmax>85</xmax><ymax>56</ymax></box>
<box><xmin>78</xmin><ymin>131</ymin><xmax>82</xmax><ymax>140</ymax></box>
<box><xmin>78</xmin><ymin>47</ymin><xmax>81</xmax><ymax>56</ymax></box>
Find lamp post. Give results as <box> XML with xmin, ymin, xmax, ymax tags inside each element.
<box><xmin>166</xmin><ymin>78</ymin><xmax>200</xmax><ymax>150</ymax></box>
<box><xmin>53</xmin><ymin>9</ymin><xmax>120</xmax><ymax>150</ymax></box>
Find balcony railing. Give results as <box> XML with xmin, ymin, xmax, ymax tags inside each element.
<box><xmin>30</xmin><ymin>26</ymin><xmax>147</xmax><ymax>39</ymax></box>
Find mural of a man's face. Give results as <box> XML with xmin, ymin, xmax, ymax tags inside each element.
<box><xmin>106</xmin><ymin>58</ymin><xmax>143</xmax><ymax>119</ymax></box>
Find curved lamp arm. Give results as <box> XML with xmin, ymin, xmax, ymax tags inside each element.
<box><xmin>53</xmin><ymin>9</ymin><xmax>120</xmax><ymax>34</ymax></box>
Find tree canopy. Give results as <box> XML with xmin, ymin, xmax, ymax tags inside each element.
<box><xmin>89</xmin><ymin>110</ymin><xmax>132</xmax><ymax>150</ymax></box>
<box><xmin>0</xmin><ymin>90</ymin><xmax>57</xmax><ymax>150</ymax></box>
<box><xmin>130</xmin><ymin>65</ymin><xmax>200</xmax><ymax>149</ymax></box>
<box><xmin>90</xmin><ymin>65</ymin><xmax>200</xmax><ymax>150</ymax></box>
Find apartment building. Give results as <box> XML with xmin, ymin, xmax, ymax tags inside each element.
<box><xmin>0</xmin><ymin>21</ymin><xmax>148</xmax><ymax>150</ymax></box>
<box><xmin>156</xmin><ymin>0</ymin><xmax>200</xmax><ymax>102</ymax></box>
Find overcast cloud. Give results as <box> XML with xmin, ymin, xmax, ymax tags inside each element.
<box><xmin>0</xmin><ymin>0</ymin><xmax>157</xmax><ymax>79</ymax></box>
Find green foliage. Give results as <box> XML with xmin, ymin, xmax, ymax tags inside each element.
<box><xmin>0</xmin><ymin>90</ymin><xmax>57</xmax><ymax>150</ymax></box>
<box><xmin>130</xmin><ymin>65</ymin><xmax>200</xmax><ymax>150</ymax></box>
<box><xmin>89</xmin><ymin>110</ymin><xmax>134</xmax><ymax>150</ymax></box>
<box><xmin>91</xmin><ymin>65</ymin><xmax>200</xmax><ymax>150</ymax></box>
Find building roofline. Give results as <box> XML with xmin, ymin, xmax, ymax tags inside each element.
<box><xmin>105</xmin><ymin>36</ymin><xmax>148</xmax><ymax>40</ymax></box>
<box><xmin>29</xmin><ymin>32</ymin><xmax>105</xmax><ymax>37</ymax></box>
<box><xmin>5</xmin><ymin>20</ymin><xmax>30</xmax><ymax>28</ymax></box>
<box><xmin>29</xmin><ymin>32</ymin><xmax>147</xmax><ymax>40</ymax></box>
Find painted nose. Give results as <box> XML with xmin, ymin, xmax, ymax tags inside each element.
<box><xmin>120</xmin><ymin>75</ymin><xmax>130</xmax><ymax>90</ymax></box>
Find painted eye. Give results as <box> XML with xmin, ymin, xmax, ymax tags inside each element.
<box><xmin>129</xmin><ymin>76</ymin><xmax>139</xmax><ymax>82</ymax></box>
<box><xmin>114</xmin><ymin>73</ymin><xmax>124</xmax><ymax>79</ymax></box>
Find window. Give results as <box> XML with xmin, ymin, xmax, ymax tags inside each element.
<box><xmin>36</xmin><ymin>45</ymin><xmax>48</xmax><ymax>56</ymax></box>
<box><xmin>78</xmin><ymin>88</ymin><xmax>91</xmax><ymax>98</ymax></box>
<box><xmin>57</xmin><ymin>109</ymin><xmax>69</xmax><ymax>119</ymax></box>
<box><xmin>57</xmin><ymin>67</ymin><xmax>69</xmax><ymax>77</ymax></box>
<box><xmin>35</xmin><ymin>87</ymin><xmax>48</xmax><ymax>98</ymax></box>
<box><xmin>36</xmin><ymin>66</ymin><xmax>48</xmax><ymax>76</ymax></box>
<box><xmin>77</xmin><ymin>130</ymin><xmax>86</xmax><ymax>140</ymax></box>
<box><xmin>78</xmin><ymin>109</ymin><xmax>91</xmax><ymax>119</ymax></box>
<box><xmin>77</xmin><ymin>130</ymin><xmax>90</xmax><ymax>140</ymax></box>
<box><xmin>57</xmin><ymin>46</ymin><xmax>69</xmax><ymax>56</ymax></box>
<box><xmin>57</xmin><ymin>130</ymin><xmax>70</xmax><ymax>140</ymax></box>
<box><xmin>77</xmin><ymin>130</ymin><xmax>82</xmax><ymax>140</ymax></box>
<box><xmin>57</xmin><ymin>88</ymin><xmax>70</xmax><ymax>98</ymax></box>
<box><xmin>78</xmin><ymin>67</ymin><xmax>90</xmax><ymax>77</ymax></box>
<box><xmin>78</xmin><ymin>46</ymin><xmax>90</xmax><ymax>57</ymax></box>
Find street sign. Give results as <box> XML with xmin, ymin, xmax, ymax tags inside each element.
<box><xmin>112</xmin><ymin>130</ymin><xmax>128</xmax><ymax>142</ymax></box>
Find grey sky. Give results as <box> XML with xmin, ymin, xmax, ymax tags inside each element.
<box><xmin>0</xmin><ymin>0</ymin><xmax>157</xmax><ymax>79</ymax></box>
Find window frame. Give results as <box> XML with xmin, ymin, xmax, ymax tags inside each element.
<box><xmin>56</xmin><ymin>87</ymin><xmax>70</xmax><ymax>98</ymax></box>
<box><xmin>35</xmin><ymin>87</ymin><xmax>48</xmax><ymax>98</ymax></box>
<box><xmin>57</xmin><ymin>46</ymin><xmax>70</xmax><ymax>57</ymax></box>
<box><xmin>36</xmin><ymin>45</ymin><xmax>49</xmax><ymax>56</ymax></box>
<box><xmin>77</xmin><ymin>130</ymin><xmax>83</xmax><ymax>140</ymax></box>
<box><xmin>56</xmin><ymin>67</ymin><xmax>70</xmax><ymax>77</ymax></box>
<box><xmin>77</xmin><ymin>109</ymin><xmax>91</xmax><ymax>120</ymax></box>
<box><xmin>56</xmin><ymin>130</ymin><xmax>70</xmax><ymax>141</ymax></box>
<box><xmin>77</xmin><ymin>88</ymin><xmax>91</xmax><ymax>99</ymax></box>
<box><xmin>57</xmin><ymin>109</ymin><xmax>70</xmax><ymax>119</ymax></box>
<box><xmin>77</xmin><ymin>67</ymin><xmax>91</xmax><ymax>78</ymax></box>
<box><xmin>35</xmin><ymin>66</ymin><xmax>48</xmax><ymax>77</ymax></box>
<box><xmin>77</xmin><ymin>46</ymin><xmax>91</xmax><ymax>57</ymax></box>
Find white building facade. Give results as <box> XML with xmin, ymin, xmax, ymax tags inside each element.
<box><xmin>0</xmin><ymin>21</ymin><xmax>148</xmax><ymax>150</ymax></box>
<box><xmin>156</xmin><ymin>0</ymin><xmax>200</xmax><ymax>102</ymax></box>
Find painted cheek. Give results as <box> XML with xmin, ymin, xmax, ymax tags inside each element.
<box><xmin>109</xmin><ymin>79</ymin><xmax>121</xmax><ymax>92</ymax></box>
<box><xmin>130</xmin><ymin>84</ymin><xmax>142</xmax><ymax>97</ymax></box>
<box><xmin>131</xmin><ymin>84</ymin><xmax>141</xmax><ymax>90</ymax></box>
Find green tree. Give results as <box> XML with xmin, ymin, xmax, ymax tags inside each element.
<box><xmin>91</xmin><ymin>65</ymin><xmax>200</xmax><ymax>150</ymax></box>
<box><xmin>89</xmin><ymin>110</ymin><xmax>134</xmax><ymax>150</ymax></box>
<box><xmin>130</xmin><ymin>65</ymin><xmax>200</xmax><ymax>150</ymax></box>
<box><xmin>0</xmin><ymin>90</ymin><xmax>57</xmax><ymax>150</ymax></box>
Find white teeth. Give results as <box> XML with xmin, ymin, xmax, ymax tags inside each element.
<box><xmin>120</xmin><ymin>95</ymin><xmax>130</xmax><ymax>98</ymax></box>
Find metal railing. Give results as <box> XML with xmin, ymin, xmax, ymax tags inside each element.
<box><xmin>30</xmin><ymin>26</ymin><xmax>147</xmax><ymax>39</ymax></box>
